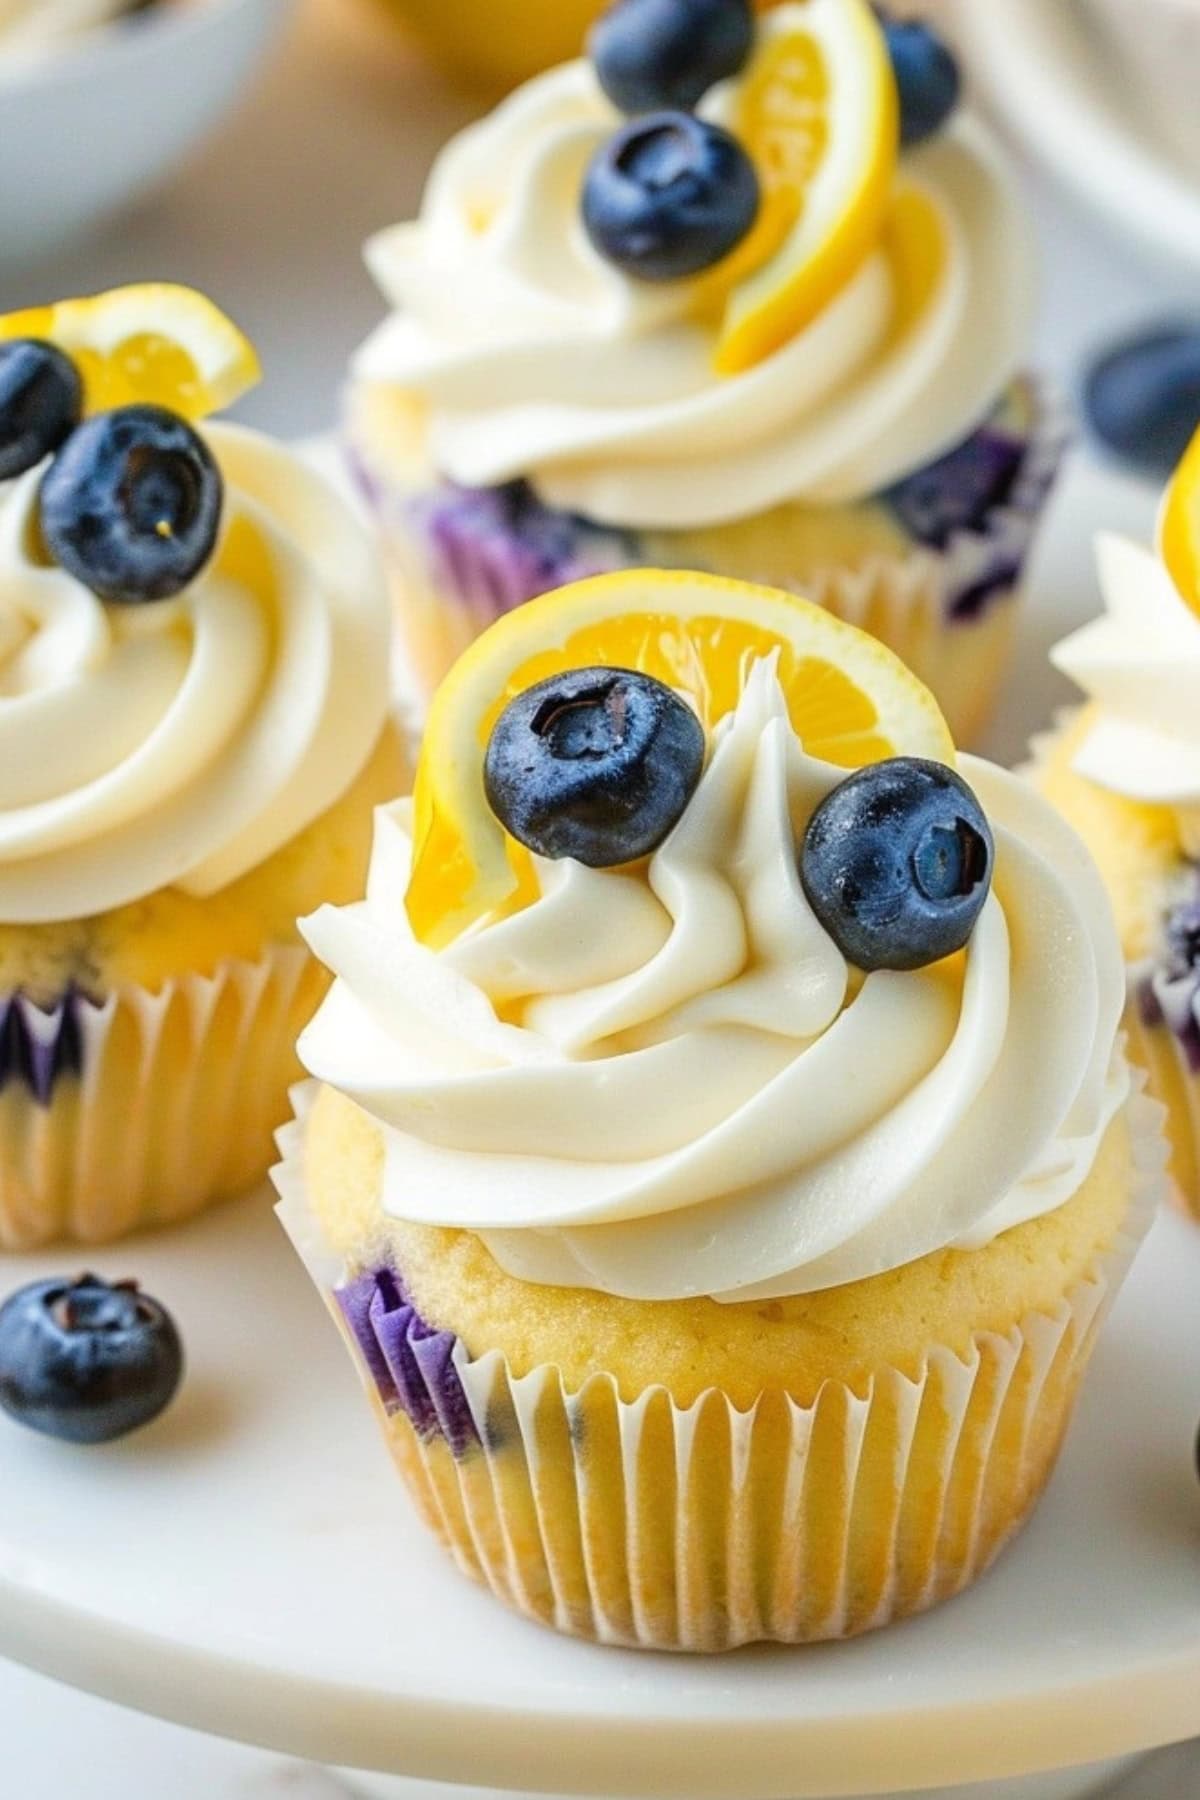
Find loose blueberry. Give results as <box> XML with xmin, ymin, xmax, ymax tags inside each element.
<box><xmin>1083</xmin><ymin>325</ymin><xmax>1200</xmax><ymax>480</ymax></box>
<box><xmin>0</xmin><ymin>339</ymin><xmax>82</xmax><ymax>482</ymax></box>
<box><xmin>484</xmin><ymin>665</ymin><xmax>705</xmax><ymax>865</ymax></box>
<box><xmin>582</xmin><ymin>112</ymin><xmax>759</xmax><ymax>282</ymax></box>
<box><xmin>800</xmin><ymin>757</ymin><xmax>993</xmax><ymax>972</ymax></box>
<box><xmin>882</xmin><ymin>18</ymin><xmax>961</xmax><ymax>147</ymax></box>
<box><xmin>0</xmin><ymin>1274</ymin><xmax>183</xmax><ymax>1445</ymax></box>
<box><xmin>589</xmin><ymin>0</ymin><xmax>754</xmax><ymax>116</ymax></box>
<box><xmin>39</xmin><ymin>403</ymin><xmax>223</xmax><ymax>604</ymax></box>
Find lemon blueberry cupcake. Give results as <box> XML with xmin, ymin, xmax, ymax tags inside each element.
<box><xmin>0</xmin><ymin>284</ymin><xmax>404</xmax><ymax>1248</ymax></box>
<box><xmin>348</xmin><ymin>0</ymin><xmax>1062</xmax><ymax>747</ymax></box>
<box><xmin>276</xmin><ymin>568</ymin><xmax>1157</xmax><ymax>1651</ymax></box>
<box><xmin>1037</xmin><ymin>426</ymin><xmax>1200</xmax><ymax>1223</ymax></box>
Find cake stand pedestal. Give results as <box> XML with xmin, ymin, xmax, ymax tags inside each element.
<box><xmin>0</xmin><ymin>456</ymin><xmax>1196</xmax><ymax>1800</ymax></box>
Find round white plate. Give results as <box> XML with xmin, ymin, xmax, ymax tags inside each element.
<box><xmin>959</xmin><ymin>0</ymin><xmax>1200</xmax><ymax>279</ymax></box>
<box><xmin>0</xmin><ymin>454</ymin><xmax>1197</xmax><ymax>1800</ymax></box>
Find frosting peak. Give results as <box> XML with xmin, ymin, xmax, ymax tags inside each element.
<box><xmin>0</xmin><ymin>423</ymin><xmax>392</xmax><ymax>921</ymax></box>
<box><xmin>354</xmin><ymin>6</ymin><xmax>1034</xmax><ymax>529</ymax></box>
<box><xmin>300</xmin><ymin>664</ymin><xmax>1126</xmax><ymax>1303</ymax></box>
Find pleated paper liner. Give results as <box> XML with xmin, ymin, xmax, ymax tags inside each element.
<box><xmin>350</xmin><ymin>376</ymin><xmax>1069</xmax><ymax>750</ymax></box>
<box><xmin>1028</xmin><ymin>710</ymin><xmax>1200</xmax><ymax>1226</ymax></box>
<box><xmin>275</xmin><ymin>1070</ymin><xmax>1164</xmax><ymax>1652</ymax></box>
<box><xmin>0</xmin><ymin>947</ymin><xmax>327</xmax><ymax>1250</ymax></box>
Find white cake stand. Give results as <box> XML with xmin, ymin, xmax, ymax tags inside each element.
<box><xmin>0</xmin><ymin>455</ymin><xmax>1197</xmax><ymax>1800</ymax></box>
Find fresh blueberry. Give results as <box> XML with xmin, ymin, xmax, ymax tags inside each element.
<box><xmin>0</xmin><ymin>1274</ymin><xmax>183</xmax><ymax>1445</ymax></box>
<box><xmin>590</xmin><ymin>0</ymin><xmax>754</xmax><ymax>116</ymax></box>
<box><xmin>582</xmin><ymin>112</ymin><xmax>759</xmax><ymax>282</ymax></box>
<box><xmin>0</xmin><ymin>339</ymin><xmax>82</xmax><ymax>482</ymax></box>
<box><xmin>1083</xmin><ymin>325</ymin><xmax>1200</xmax><ymax>480</ymax></box>
<box><xmin>882</xmin><ymin>18</ymin><xmax>961</xmax><ymax>147</ymax></box>
<box><xmin>39</xmin><ymin>403</ymin><xmax>223</xmax><ymax>604</ymax></box>
<box><xmin>484</xmin><ymin>665</ymin><xmax>705</xmax><ymax>865</ymax></box>
<box><xmin>800</xmin><ymin>758</ymin><xmax>993</xmax><ymax>971</ymax></box>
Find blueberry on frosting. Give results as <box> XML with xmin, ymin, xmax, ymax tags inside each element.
<box><xmin>800</xmin><ymin>757</ymin><xmax>993</xmax><ymax>971</ymax></box>
<box><xmin>589</xmin><ymin>0</ymin><xmax>754</xmax><ymax>116</ymax></box>
<box><xmin>484</xmin><ymin>665</ymin><xmax>705</xmax><ymax>865</ymax></box>
<box><xmin>39</xmin><ymin>403</ymin><xmax>224</xmax><ymax>604</ymax></box>
<box><xmin>0</xmin><ymin>339</ymin><xmax>82</xmax><ymax>482</ymax></box>
<box><xmin>0</xmin><ymin>1273</ymin><xmax>183</xmax><ymax>1444</ymax></box>
<box><xmin>880</xmin><ymin>16</ymin><xmax>961</xmax><ymax>148</ymax></box>
<box><xmin>582</xmin><ymin>112</ymin><xmax>760</xmax><ymax>281</ymax></box>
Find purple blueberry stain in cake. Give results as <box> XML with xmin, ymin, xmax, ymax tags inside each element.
<box><xmin>883</xmin><ymin>425</ymin><xmax>1025</xmax><ymax>554</ymax></box>
<box><xmin>1137</xmin><ymin>889</ymin><xmax>1200</xmax><ymax>1074</ymax></box>
<box><xmin>0</xmin><ymin>989</ymin><xmax>90</xmax><ymax>1105</ymax></box>
<box><xmin>408</xmin><ymin>481</ymin><xmax>639</xmax><ymax>626</ymax></box>
<box><xmin>335</xmin><ymin>1264</ymin><xmax>479</xmax><ymax>1457</ymax></box>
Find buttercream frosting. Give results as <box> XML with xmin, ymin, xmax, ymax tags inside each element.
<box><xmin>0</xmin><ymin>422</ymin><xmax>391</xmax><ymax>921</ymax></box>
<box><xmin>353</xmin><ymin>5</ymin><xmax>1034</xmax><ymax>530</ymax></box>
<box><xmin>300</xmin><ymin>661</ymin><xmax>1126</xmax><ymax>1302</ymax></box>
<box><xmin>1052</xmin><ymin>530</ymin><xmax>1200</xmax><ymax>854</ymax></box>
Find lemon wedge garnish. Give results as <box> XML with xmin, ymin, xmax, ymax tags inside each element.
<box><xmin>405</xmin><ymin>567</ymin><xmax>954</xmax><ymax>947</ymax></box>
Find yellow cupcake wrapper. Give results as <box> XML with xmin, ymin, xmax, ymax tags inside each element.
<box><xmin>1027</xmin><ymin>711</ymin><xmax>1200</xmax><ymax>1225</ymax></box>
<box><xmin>0</xmin><ymin>948</ymin><xmax>327</xmax><ymax>1251</ymax></box>
<box><xmin>274</xmin><ymin>1067</ymin><xmax>1164</xmax><ymax>1651</ymax></box>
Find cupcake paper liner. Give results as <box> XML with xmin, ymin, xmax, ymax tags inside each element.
<box><xmin>352</xmin><ymin>377</ymin><xmax>1069</xmax><ymax>749</ymax></box>
<box><xmin>0</xmin><ymin>947</ymin><xmax>327</xmax><ymax>1250</ymax></box>
<box><xmin>275</xmin><ymin>1070</ymin><xmax>1162</xmax><ymax>1652</ymax></box>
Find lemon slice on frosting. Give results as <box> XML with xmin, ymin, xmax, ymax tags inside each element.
<box><xmin>406</xmin><ymin>568</ymin><xmax>954</xmax><ymax>947</ymax></box>
<box><xmin>1160</xmin><ymin>421</ymin><xmax>1200</xmax><ymax>615</ymax></box>
<box><xmin>0</xmin><ymin>284</ymin><xmax>260</xmax><ymax>422</ymax></box>
<box><xmin>713</xmin><ymin>0</ymin><xmax>899</xmax><ymax>375</ymax></box>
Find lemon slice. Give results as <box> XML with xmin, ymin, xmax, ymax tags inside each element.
<box><xmin>1160</xmin><ymin>421</ymin><xmax>1200</xmax><ymax>615</ymax></box>
<box><xmin>406</xmin><ymin>568</ymin><xmax>954</xmax><ymax>947</ymax></box>
<box><xmin>0</xmin><ymin>284</ymin><xmax>261</xmax><ymax>422</ymax></box>
<box><xmin>713</xmin><ymin>0</ymin><xmax>898</xmax><ymax>376</ymax></box>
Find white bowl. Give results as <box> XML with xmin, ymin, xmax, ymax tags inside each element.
<box><xmin>0</xmin><ymin>0</ymin><xmax>293</xmax><ymax>267</ymax></box>
<box><xmin>958</xmin><ymin>0</ymin><xmax>1200</xmax><ymax>280</ymax></box>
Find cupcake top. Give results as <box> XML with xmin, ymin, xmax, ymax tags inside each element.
<box><xmin>299</xmin><ymin>570</ymin><xmax>1126</xmax><ymax>1303</ymax></box>
<box><xmin>1052</xmin><ymin>423</ymin><xmax>1200</xmax><ymax>856</ymax></box>
<box><xmin>0</xmin><ymin>285</ymin><xmax>391</xmax><ymax>923</ymax></box>
<box><xmin>353</xmin><ymin>0</ymin><xmax>1033</xmax><ymax>530</ymax></box>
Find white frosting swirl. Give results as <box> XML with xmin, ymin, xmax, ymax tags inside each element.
<box><xmin>1052</xmin><ymin>532</ymin><xmax>1200</xmax><ymax>851</ymax></box>
<box><xmin>0</xmin><ymin>422</ymin><xmax>391</xmax><ymax>921</ymax></box>
<box><xmin>353</xmin><ymin>7</ymin><xmax>1034</xmax><ymax>530</ymax></box>
<box><xmin>300</xmin><ymin>663</ymin><xmax>1126</xmax><ymax>1302</ymax></box>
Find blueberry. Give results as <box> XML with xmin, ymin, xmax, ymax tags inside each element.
<box><xmin>484</xmin><ymin>665</ymin><xmax>705</xmax><ymax>865</ymax></box>
<box><xmin>590</xmin><ymin>0</ymin><xmax>754</xmax><ymax>115</ymax></box>
<box><xmin>39</xmin><ymin>403</ymin><xmax>223</xmax><ymax>604</ymax></box>
<box><xmin>882</xmin><ymin>18</ymin><xmax>961</xmax><ymax>147</ymax></box>
<box><xmin>0</xmin><ymin>339</ymin><xmax>82</xmax><ymax>482</ymax></box>
<box><xmin>1083</xmin><ymin>325</ymin><xmax>1200</xmax><ymax>480</ymax></box>
<box><xmin>582</xmin><ymin>112</ymin><xmax>759</xmax><ymax>282</ymax></box>
<box><xmin>800</xmin><ymin>758</ymin><xmax>993</xmax><ymax>972</ymax></box>
<box><xmin>884</xmin><ymin>426</ymin><xmax>1025</xmax><ymax>551</ymax></box>
<box><xmin>0</xmin><ymin>1274</ymin><xmax>183</xmax><ymax>1445</ymax></box>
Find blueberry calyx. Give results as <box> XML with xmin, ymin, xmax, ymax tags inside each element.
<box><xmin>800</xmin><ymin>757</ymin><xmax>993</xmax><ymax>972</ymax></box>
<box><xmin>484</xmin><ymin>665</ymin><xmax>706</xmax><ymax>866</ymax></box>
<box><xmin>39</xmin><ymin>403</ymin><xmax>224</xmax><ymax>604</ymax></box>
<box><xmin>882</xmin><ymin>17</ymin><xmax>961</xmax><ymax>148</ymax></box>
<box><xmin>0</xmin><ymin>1273</ymin><xmax>183</xmax><ymax>1445</ymax></box>
<box><xmin>582</xmin><ymin>112</ymin><xmax>760</xmax><ymax>282</ymax></box>
<box><xmin>0</xmin><ymin>339</ymin><xmax>83</xmax><ymax>483</ymax></box>
<box><xmin>589</xmin><ymin>0</ymin><xmax>755</xmax><ymax>116</ymax></box>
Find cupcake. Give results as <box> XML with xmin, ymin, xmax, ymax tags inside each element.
<box><xmin>1038</xmin><ymin>425</ymin><xmax>1200</xmax><ymax>1223</ymax></box>
<box><xmin>0</xmin><ymin>283</ymin><xmax>404</xmax><ymax>1248</ymax></box>
<box><xmin>277</xmin><ymin>568</ymin><xmax>1157</xmax><ymax>1651</ymax></box>
<box><xmin>347</xmin><ymin>0</ymin><xmax>1062</xmax><ymax>748</ymax></box>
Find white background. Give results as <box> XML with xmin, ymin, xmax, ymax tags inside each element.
<box><xmin>0</xmin><ymin>1</ymin><xmax>1197</xmax><ymax>1795</ymax></box>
